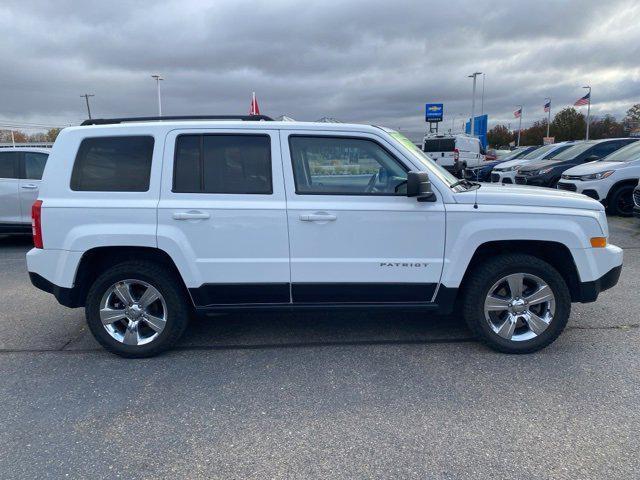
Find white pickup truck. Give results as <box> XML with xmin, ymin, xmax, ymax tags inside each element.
<box><xmin>27</xmin><ymin>116</ymin><xmax>622</xmax><ymax>357</ymax></box>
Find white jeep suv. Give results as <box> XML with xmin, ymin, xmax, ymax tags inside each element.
<box><xmin>0</xmin><ymin>147</ymin><xmax>49</xmax><ymax>235</ymax></box>
<box><xmin>27</xmin><ymin>116</ymin><xmax>623</xmax><ymax>357</ymax></box>
<box><xmin>558</xmin><ymin>140</ymin><xmax>640</xmax><ymax>216</ymax></box>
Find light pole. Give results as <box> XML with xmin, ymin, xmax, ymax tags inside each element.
<box><xmin>450</xmin><ymin>113</ymin><xmax>458</xmax><ymax>134</ymax></box>
<box><xmin>583</xmin><ymin>85</ymin><xmax>591</xmax><ymax>140</ymax></box>
<box><xmin>545</xmin><ymin>97</ymin><xmax>551</xmax><ymax>139</ymax></box>
<box><xmin>80</xmin><ymin>94</ymin><xmax>95</xmax><ymax>119</ymax></box>
<box><xmin>468</xmin><ymin>72</ymin><xmax>482</xmax><ymax>138</ymax></box>
<box><xmin>151</xmin><ymin>74</ymin><xmax>164</xmax><ymax>116</ymax></box>
<box><xmin>480</xmin><ymin>73</ymin><xmax>485</xmax><ymax>115</ymax></box>
<box><xmin>516</xmin><ymin>105</ymin><xmax>523</xmax><ymax>147</ymax></box>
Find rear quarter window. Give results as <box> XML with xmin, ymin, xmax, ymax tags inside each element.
<box><xmin>70</xmin><ymin>136</ymin><xmax>154</xmax><ymax>192</ymax></box>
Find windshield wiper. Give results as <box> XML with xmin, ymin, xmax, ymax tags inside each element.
<box><xmin>450</xmin><ymin>179</ymin><xmax>480</xmax><ymax>190</ymax></box>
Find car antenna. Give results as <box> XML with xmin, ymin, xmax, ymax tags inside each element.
<box><xmin>473</xmin><ymin>183</ymin><xmax>479</xmax><ymax>209</ymax></box>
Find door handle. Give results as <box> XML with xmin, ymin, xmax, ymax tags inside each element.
<box><xmin>172</xmin><ymin>211</ymin><xmax>210</xmax><ymax>220</ymax></box>
<box><xmin>299</xmin><ymin>213</ymin><xmax>337</xmax><ymax>222</ymax></box>
<box><xmin>21</xmin><ymin>184</ymin><xmax>38</xmax><ymax>189</ymax></box>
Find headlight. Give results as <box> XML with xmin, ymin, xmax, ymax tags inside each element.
<box><xmin>538</xmin><ymin>167</ymin><xmax>554</xmax><ymax>174</ymax></box>
<box><xmin>579</xmin><ymin>170</ymin><xmax>615</xmax><ymax>181</ymax></box>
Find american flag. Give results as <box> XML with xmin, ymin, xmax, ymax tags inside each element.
<box><xmin>513</xmin><ymin>107</ymin><xmax>522</xmax><ymax>118</ymax></box>
<box><xmin>544</xmin><ymin>100</ymin><xmax>551</xmax><ymax>112</ymax></box>
<box><xmin>249</xmin><ymin>92</ymin><xmax>261</xmax><ymax>115</ymax></box>
<box><xmin>574</xmin><ymin>92</ymin><xmax>590</xmax><ymax>106</ymax></box>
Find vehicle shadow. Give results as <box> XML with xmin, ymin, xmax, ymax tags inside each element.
<box><xmin>177</xmin><ymin>310</ymin><xmax>471</xmax><ymax>350</ymax></box>
<box><xmin>0</xmin><ymin>235</ymin><xmax>33</xmax><ymax>248</ymax></box>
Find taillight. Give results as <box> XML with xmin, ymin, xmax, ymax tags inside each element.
<box><xmin>31</xmin><ymin>200</ymin><xmax>43</xmax><ymax>249</ymax></box>
<box><xmin>453</xmin><ymin>148</ymin><xmax>460</xmax><ymax>162</ymax></box>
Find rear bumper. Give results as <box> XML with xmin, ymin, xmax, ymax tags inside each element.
<box><xmin>29</xmin><ymin>272</ymin><xmax>81</xmax><ymax>308</ymax></box>
<box><xmin>576</xmin><ymin>265</ymin><xmax>622</xmax><ymax>303</ymax></box>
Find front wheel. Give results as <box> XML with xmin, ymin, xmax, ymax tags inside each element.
<box><xmin>462</xmin><ymin>254</ymin><xmax>571</xmax><ymax>353</ymax></box>
<box><xmin>607</xmin><ymin>184</ymin><xmax>635</xmax><ymax>217</ymax></box>
<box><xmin>85</xmin><ymin>261</ymin><xmax>190</xmax><ymax>358</ymax></box>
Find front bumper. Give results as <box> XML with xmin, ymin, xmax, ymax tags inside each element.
<box><xmin>514</xmin><ymin>174</ymin><xmax>551</xmax><ymax>187</ymax></box>
<box><xmin>557</xmin><ymin>179</ymin><xmax>609</xmax><ymax>201</ymax></box>
<box><xmin>491</xmin><ymin>170</ymin><xmax>516</xmax><ymax>184</ymax></box>
<box><xmin>577</xmin><ymin>265</ymin><xmax>622</xmax><ymax>303</ymax></box>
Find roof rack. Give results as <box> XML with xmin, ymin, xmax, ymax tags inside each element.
<box><xmin>80</xmin><ymin>115</ymin><xmax>273</xmax><ymax>126</ymax></box>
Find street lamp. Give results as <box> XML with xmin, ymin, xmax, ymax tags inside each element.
<box><xmin>468</xmin><ymin>72</ymin><xmax>482</xmax><ymax>138</ymax></box>
<box><xmin>151</xmin><ymin>74</ymin><xmax>164</xmax><ymax>116</ymax></box>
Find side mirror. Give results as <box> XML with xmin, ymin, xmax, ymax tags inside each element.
<box><xmin>406</xmin><ymin>171</ymin><xmax>436</xmax><ymax>202</ymax></box>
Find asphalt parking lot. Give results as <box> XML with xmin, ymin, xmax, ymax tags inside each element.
<box><xmin>0</xmin><ymin>217</ymin><xmax>638</xmax><ymax>479</ymax></box>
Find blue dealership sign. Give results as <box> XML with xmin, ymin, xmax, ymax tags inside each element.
<box><xmin>425</xmin><ymin>103</ymin><xmax>443</xmax><ymax>122</ymax></box>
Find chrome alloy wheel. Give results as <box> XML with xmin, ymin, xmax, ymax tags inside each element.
<box><xmin>99</xmin><ymin>279</ymin><xmax>167</xmax><ymax>346</ymax></box>
<box><xmin>483</xmin><ymin>273</ymin><xmax>556</xmax><ymax>342</ymax></box>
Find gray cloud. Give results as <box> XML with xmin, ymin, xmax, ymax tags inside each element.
<box><xmin>1</xmin><ymin>0</ymin><xmax>639</xmax><ymax>140</ymax></box>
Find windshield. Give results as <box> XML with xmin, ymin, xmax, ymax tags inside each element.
<box><xmin>548</xmin><ymin>141</ymin><xmax>594</xmax><ymax>161</ymax></box>
<box><xmin>390</xmin><ymin>131</ymin><xmax>459</xmax><ymax>188</ymax></box>
<box><xmin>519</xmin><ymin>144</ymin><xmax>556</xmax><ymax>160</ymax></box>
<box><xmin>599</xmin><ymin>141</ymin><xmax>640</xmax><ymax>162</ymax></box>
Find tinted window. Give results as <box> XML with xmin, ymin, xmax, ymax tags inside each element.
<box><xmin>589</xmin><ymin>141</ymin><xmax>627</xmax><ymax>159</ymax></box>
<box><xmin>173</xmin><ymin>135</ymin><xmax>272</xmax><ymax>194</ymax></box>
<box><xmin>550</xmin><ymin>142</ymin><xmax>595</xmax><ymax>161</ymax></box>
<box><xmin>600</xmin><ymin>140</ymin><xmax>640</xmax><ymax>162</ymax></box>
<box><xmin>0</xmin><ymin>151</ymin><xmax>19</xmax><ymax>179</ymax></box>
<box><xmin>289</xmin><ymin>136</ymin><xmax>407</xmax><ymax>195</ymax></box>
<box><xmin>71</xmin><ymin>136</ymin><xmax>154</xmax><ymax>191</ymax></box>
<box><xmin>423</xmin><ymin>138</ymin><xmax>455</xmax><ymax>152</ymax></box>
<box><xmin>24</xmin><ymin>152</ymin><xmax>48</xmax><ymax>180</ymax></box>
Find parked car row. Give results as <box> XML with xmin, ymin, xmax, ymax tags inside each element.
<box><xmin>461</xmin><ymin>137</ymin><xmax>640</xmax><ymax>217</ymax></box>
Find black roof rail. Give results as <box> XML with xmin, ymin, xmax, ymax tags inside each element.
<box><xmin>80</xmin><ymin>115</ymin><xmax>273</xmax><ymax>126</ymax></box>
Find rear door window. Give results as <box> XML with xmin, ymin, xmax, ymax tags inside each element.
<box><xmin>71</xmin><ymin>136</ymin><xmax>154</xmax><ymax>191</ymax></box>
<box><xmin>23</xmin><ymin>152</ymin><xmax>48</xmax><ymax>180</ymax></box>
<box><xmin>173</xmin><ymin>134</ymin><xmax>272</xmax><ymax>194</ymax></box>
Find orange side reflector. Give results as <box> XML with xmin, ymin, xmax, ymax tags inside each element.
<box><xmin>590</xmin><ymin>237</ymin><xmax>607</xmax><ymax>248</ymax></box>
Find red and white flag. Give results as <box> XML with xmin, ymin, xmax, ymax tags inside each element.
<box><xmin>249</xmin><ymin>92</ymin><xmax>260</xmax><ymax>115</ymax></box>
<box><xmin>513</xmin><ymin>107</ymin><xmax>522</xmax><ymax>118</ymax></box>
<box><xmin>574</xmin><ymin>92</ymin><xmax>590</xmax><ymax>107</ymax></box>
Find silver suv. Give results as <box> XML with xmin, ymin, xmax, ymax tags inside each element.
<box><xmin>0</xmin><ymin>147</ymin><xmax>49</xmax><ymax>234</ymax></box>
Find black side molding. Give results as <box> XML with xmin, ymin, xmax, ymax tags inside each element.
<box><xmin>29</xmin><ymin>272</ymin><xmax>82</xmax><ymax>308</ymax></box>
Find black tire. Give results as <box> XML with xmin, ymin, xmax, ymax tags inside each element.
<box><xmin>462</xmin><ymin>254</ymin><xmax>571</xmax><ymax>354</ymax></box>
<box><xmin>607</xmin><ymin>184</ymin><xmax>635</xmax><ymax>217</ymax></box>
<box><xmin>85</xmin><ymin>261</ymin><xmax>190</xmax><ymax>358</ymax></box>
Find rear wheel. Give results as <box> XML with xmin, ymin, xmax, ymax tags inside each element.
<box><xmin>462</xmin><ymin>254</ymin><xmax>571</xmax><ymax>353</ymax></box>
<box><xmin>607</xmin><ymin>184</ymin><xmax>635</xmax><ymax>217</ymax></box>
<box><xmin>85</xmin><ymin>261</ymin><xmax>190</xmax><ymax>357</ymax></box>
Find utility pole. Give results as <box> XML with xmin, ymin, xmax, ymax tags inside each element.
<box><xmin>80</xmin><ymin>94</ymin><xmax>95</xmax><ymax>119</ymax></box>
<box><xmin>545</xmin><ymin>98</ymin><xmax>552</xmax><ymax>138</ymax></box>
<box><xmin>468</xmin><ymin>72</ymin><xmax>482</xmax><ymax>138</ymax></box>
<box><xmin>583</xmin><ymin>85</ymin><xmax>591</xmax><ymax>140</ymax></box>
<box><xmin>151</xmin><ymin>74</ymin><xmax>164</xmax><ymax>116</ymax></box>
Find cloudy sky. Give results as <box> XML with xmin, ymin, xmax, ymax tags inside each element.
<box><xmin>2</xmin><ymin>0</ymin><xmax>639</xmax><ymax>140</ymax></box>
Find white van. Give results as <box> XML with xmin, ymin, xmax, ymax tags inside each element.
<box><xmin>422</xmin><ymin>134</ymin><xmax>483</xmax><ymax>176</ymax></box>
